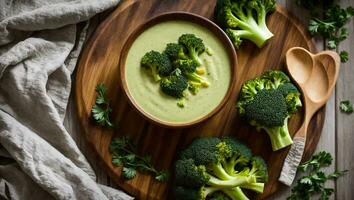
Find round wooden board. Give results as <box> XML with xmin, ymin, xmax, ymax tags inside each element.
<box><xmin>75</xmin><ymin>1</ymin><xmax>325</xmax><ymax>199</ymax></box>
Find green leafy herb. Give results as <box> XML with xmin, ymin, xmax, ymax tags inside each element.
<box><xmin>340</xmin><ymin>51</ymin><xmax>349</xmax><ymax>62</ymax></box>
<box><xmin>109</xmin><ymin>136</ymin><xmax>169</xmax><ymax>182</ymax></box>
<box><xmin>340</xmin><ymin>100</ymin><xmax>353</xmax><ymax>114</ymax></box>
<box><xmin>122</xmin><ymin>167</ymin><xmax>137</xmax><ymax>179</ymax></box>
<box><xmin>288</xmin><ymin>151</ymin><xmax>346</xmax><ymax>200</ymax></box>
<box><xmin>297</xmin><ymin>0</ymin><xmax>354</xmax><ymax>63</ymax></box>
<box><xmin>91</xmin><ymin>83</ymin><xmax>114</xmax><ymax>128</ymax></box>
<box><xmin>298</xmin><ymin>151</ymin><xmax>332</xmax><ymax>172</ymax></box>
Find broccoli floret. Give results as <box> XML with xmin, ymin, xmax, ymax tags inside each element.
<box><xmin>188</xmin><ymin>81</ymin><xmax>202</xmax><ymax>95</ymax></box>
<box><xmin>175</xmin><ymin>59</ymin><xmax>210</xmax><ymax>89</ymax></box>
<box><xmin>164</xmin><ymin>43</ymin><xmax>188</xmax><ymax>60</ymax></box>
<box><xmin>277</xmin><ymin>83</ymin><xmax>299</xmax><ymax>96</ymax></box>
<box><xmin>177</xmin><ymin>99</ymin><xmax>185</xmax><ymax>108</ymax></box>
<box><xmin>178</xmin><ymin>34</ymin><xmax>206</xmax><ymax>66</ymax></box>
<box><xmin>262</xmin><ymin>71</ymin><xmax>290</xmax><ymax>89</ymax></box>
<box><xmin>244</xmin><ymin>89</ymin><xmax>288</xmax><ymax>127</ymax></box>
<box><xmin>175</xmin><ymin>59</ymin><xmax>198</xmax><ymax>73</ymax></box>
<box><xmin>160</xmin><ymin>69</ymin><xmax>188</xmax><ymax>98</ymax></box>
<box><xmin>215</xmin><ymin>0</ymin><xmax>275</xmax><ymax>48</ymax></box>
<box><xmin>236</xmin><ymin>70</ymin><xmax>302</xmax><ymax>151</ymax></box>
<box><xmin>186</xmin><ymin>73</ymin><xmax>210</xmax><ymax>87</ymax></box>
<box><xmin>141</xmin><ymin>51</ymin><xmax>172</xmax><ymax>81</ymax></box>
<box><xmin>240</xmin><ymin>156</ymin><xmax>268</xmax><ymax>193</ymax></box>
<box><xmin>221</xmin><ymin>137</ymin><xmax>252</xmax><ymax>176</ymax></box>
<box><xmin>285</xmin><ymin>92</ymin><xmax>302</xmax><ymax>114</ymax></box>
<box><xmin>277</xmin><ymin>83</ymin><xmax>302</xmax><ymax>114</ymax></box>
<box><xmin>175</xmin><ymin>137</ymin><xmax>269</xmax><ymax>200</ymax></box>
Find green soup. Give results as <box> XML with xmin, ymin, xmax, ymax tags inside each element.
<box><xmin>125</xmin><ymin>20</ymin><xmax>231</xmax><ymax>124</ymax></box>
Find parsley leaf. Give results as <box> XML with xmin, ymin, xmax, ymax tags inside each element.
<box><xmin>340</xmin><ymin>51</ymin><xmax>349</xmax><ymax>62</ymax></box>
<box><xmin>109</xmin><ymin>136</ymin><xmax>169</xmax><ymax>182</ymax></box>
<box><xmin>340</xmin><ymin>100</ymin><xmax>353</xmax><ymax>114</ymax></box>
<box><xmin>288</xmin><ymin>151</ymin><xmax>346</xmax><ymax>200</ymax></box>
<box><xmin>122</xmin><ymin>167</ymin><xmax>136</xmax><ymax>180</ymax></box>
<box><xmin>91</xmin><ymin>83</ymin><xmax>114</xmax><ymax>128</ymax></box>
<box><xmin>155</xmin><ymin>170</ymin><xmax>169</xmax><ymax>182</ymax></box>
<box><xmin>298</xmin><ymin>151</ymin><xmax>332</xmax><ymax>172</ymax></box>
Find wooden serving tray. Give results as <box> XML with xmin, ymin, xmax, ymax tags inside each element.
<box><xmin>75</xmin><ymin>1</ymin><xmax>325</xmax><ymax>199</ymax></box>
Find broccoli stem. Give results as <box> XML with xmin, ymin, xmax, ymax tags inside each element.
<box><xmin>226</xmin><ymin>9</ymin><xmax>273</xmax><ymax>48</ymax></box>
<box><xmin>211</xmin><ymin>162</ymin><xmax>257</xmax><ymax>186</ymax></box>
<box><xmin>222</xmin><ymin>158</ymin><xmax>237</xmax><ymax>176</ymax></box>
<box><xmin>189</xmin><ymin>49</ymin><xmax>203</xmax><ymax>66</ymax></box>
<box><xmin>178</xmin><ymin>51</ymin><xmax>188</xmax><ymax>60</ymax></box>
<box><xmin>208</xmin><ymin>174</ymin><xmax>256</xmax><ymax>188</ymax></box>
<box><xmin>223</xmin><ymin>159</ymin><xmax>238</xmax><ymax>176</ymax></box>
<box><xmin>264</xmin><ymin>118</ymin><xmax>293</xmax><ymax>151</ymax></box>
<box><xmin>223</xmin><ymin>187</ymin><xmax>250</xmax><ymax>200</ymax></box>
<box><xmin>211</xmin><ymin>162</ymin><xmax>234</xmax><ymax>180</ymax></box>
<box><xmin>240</xmin><ymin>182</ymin><xmax>265</xmax><ymax>193</ymax></box>
<box><xmin>222</xmin><ymin>155</ymin><xmax>250</xmax><ymax>176</ymax></box>
<box><xmin>245</xmin><ymin>9</ymin><xmax>273</xmax><ymax>48</ymax></box>
<box><xmin>186</xmin><ymin>73</ymin><xmax>209</xmax><ymax>87</ymax></box>
<box><xmin>202</xmin><ymin>187</ymin><xmax>219</xmax><ymax>198</ymax></box>
<box><xmin>244</xmin><ymin>23</ymin><xmax>273</xmax><ymax>48</ymax></box>
<box><xmin>151</xmin><ymin>66</ymin><xmax>161</xmax><ymax>81</ymax></box>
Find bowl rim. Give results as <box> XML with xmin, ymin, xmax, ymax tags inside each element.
<box><xmin>119</xmin><ymin>11</ymin><xmax>237</xmax><ymax>128</ymax></box>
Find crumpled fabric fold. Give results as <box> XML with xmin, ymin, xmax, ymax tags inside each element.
<box><xmin>0</xmin><ymin>0</ymin><xmax>132</xmax><ymax>199</ymax></box>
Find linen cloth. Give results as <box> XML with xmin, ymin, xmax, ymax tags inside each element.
<box><xmin>0</xmin><ymin>0</ymin><xmax>132</xmax><ymax>199</ymax></box>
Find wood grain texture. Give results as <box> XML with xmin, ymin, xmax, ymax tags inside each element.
<box><xmin>74</xmin><ymin>1</ymin><xmax>327</xmax><ymax>199</ymax></box>
<box><xmin>336</xmin><ymin>0</ymin><xmax>354</xmax><ymax>199</ymax></box>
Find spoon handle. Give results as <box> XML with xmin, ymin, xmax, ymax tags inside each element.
<box><xmin>278</xmin><ymin>124</ymin><xmax>307</xmax><ymax>186</ymax></box>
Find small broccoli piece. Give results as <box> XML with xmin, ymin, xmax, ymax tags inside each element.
<box><xmin>178</xmin><ymin>34</ymin><xmax>206</xmax><ymax>66</ymax></box>
<box><xmin>175</xmin><ymin>59</ymin><xmax>210</xmax><ymax>88</ymax></box>
<box><xmin>141</xmin><ymin>51</ymin><xmax>172</xmax><ymax>81</ymax></box>
<box><xmin>196</xmin><ymin>67</ymin><xmax>206</xmax><ymax>75</ymax></box>
<box><xmin>160</xmin><ymin>70</ymin><xmax>188</xmax><ymax>98</ymax></box>
<box><xmin>188</xmin><ymin>81</ymin><xmax>202</xmax><ymax>95</ymax></box>
<box><xmin>164</xmin><ymin>43</ymin><xmax>188</xmax><ymax>60</ymax></box>
<box><xmin>175</xmin><ymin>59</ymin><xmax>198</xmax><ymax>73</ymax></box>
<box><xmin>175</xmin><ymin>137</ymin><xmax>269</xmax><ymax>200</ymax></box>
<box><xmin>206</xmin><ymin>47</ymin><xmax>213</xmax><ymax>56</ymax></box>
<box><xmin>186</xmin><ymin>73</ymin><xmax>210</xmax><ymax>87</ymax></box>
<box><xmin>237</xmin><ymin>70</ymin><xmax>302</xmax><ymax>151</ymax></box>
<box><xmin>215</xmin><ymin>0</ymin><xmax>275</xmax><ymax>48</ymax></box>
<box><xmin>177</xmin><ymin>99</ymin><xmax>185</xmax><ymax>108</ymax></box>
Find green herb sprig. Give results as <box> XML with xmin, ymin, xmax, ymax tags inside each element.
<box><xmin>288</xmin><ymin>151</ymin><xmax>346</xmax><ymax>200</ymax></box>
<box><xmin>91</xmin><ymin>83</ymin><xmax>114</xmax><ymax>128</ymax></box>
<box><xmin>297</xmin><ymin>0</ymin><xmax>354</xmax><ymax>63</ymax></box>
<box><xmin>340</xmin><ymin>100</ymin><xmax>353</xmax><ymax>114</ymax></box>
<box><xmin>109</xmin><ymin>136</ymin><xmax>169</xmax><ymax>182</ymax></box>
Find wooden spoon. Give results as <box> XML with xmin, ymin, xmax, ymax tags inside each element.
<box><xmin>278</xmin><ymin>47</ymin><xmax>340</xmax><ymax>186</ymax></box>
